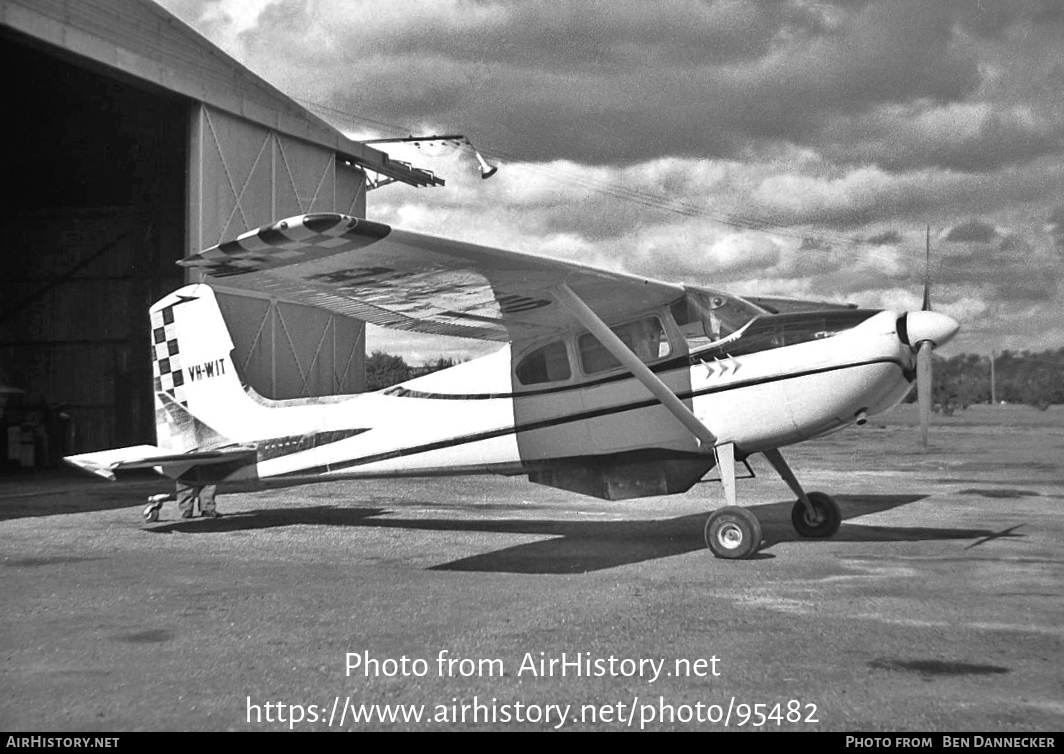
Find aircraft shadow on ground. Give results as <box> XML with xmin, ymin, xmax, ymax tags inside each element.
<box><xmin>147</xmin><ymin>492</ymin><xmax>1004</xmax><ymax>574</ymax></box>
<box><xmin>0</xmin><ymin>474</ymin><xmax>169</xmax><ymax>522</ymax></box>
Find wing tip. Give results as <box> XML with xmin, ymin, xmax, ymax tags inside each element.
<box><xmin>63</xmin><ymin>456</ymin><xmax>116</xmax><ymax>481</ymax></box>
<box><xmin>180</xmin><ymin>213</ymin><xmax>394</xmax><ymax>272</ymax></box>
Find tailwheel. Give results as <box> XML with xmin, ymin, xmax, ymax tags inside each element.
<box><xmin>705</xmin><ymin>506</ymin><xmax>763</xmax><ymax>560</ymax></box>
<box><xmin>791</xmin><ymin>491</ymin><xmax>841</xmax><ymax>538</ymax></box>
<box><xmin>142</xmin><ymin>493</ymin><xmax>170</xmax><ymax>524</ymax></box>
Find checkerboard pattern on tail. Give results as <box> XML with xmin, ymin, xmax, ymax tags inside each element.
<box><xmin>147</xmin><ymin>285</ymin><xmax>253</xmax><ymax>452</ymax></box>
<box><xmin>151</xmin><ymin>300</ymin><xmax>189</xmax><ymax>450</ymax></box>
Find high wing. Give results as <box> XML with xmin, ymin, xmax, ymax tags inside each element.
<box><xmin>180</xmin><ymin>213</ymin><xmax>686</xmax><ymax>342</ymax></box>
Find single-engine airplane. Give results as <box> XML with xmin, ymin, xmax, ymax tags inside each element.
<box><xmin>65</xmin><ymin>212</ymin><xmax>959</xmax><ymax>559</ymax></box>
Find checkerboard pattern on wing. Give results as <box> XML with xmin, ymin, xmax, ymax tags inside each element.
<box><xmin>182</xmin><ymin>213</ymin><xmax>392</xmax><ymax>277</ymax></box>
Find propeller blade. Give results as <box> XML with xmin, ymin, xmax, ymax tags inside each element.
<box><xmin>922</xmin><ymin>225</ymin><xmax>932</xmax><ymax>312</ymax></box>
<box><xmin>917</xmin><ymin>340</ymin><xmax>933</xmax><ymax>446</ymax></box>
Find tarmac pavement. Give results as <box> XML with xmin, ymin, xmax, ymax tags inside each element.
<box><xmin>2</xmin><ymin>405</ymin><xmax>1062</xmax><ymax>731</ymax></box>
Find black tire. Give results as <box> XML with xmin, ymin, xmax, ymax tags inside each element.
<box><xmin>142</xmin><ymin>505</ymin><xmax>160</xmax><ymax>523</ymax></box>
<box><xmin>704</xmin><ymin>506</ymin><xmax>763</xmax><ymax>559</ymax></box>
<box><xmin>791</xmin><ymin>492</ymin><xmax>841</xmax><ymax>538</ymax></box>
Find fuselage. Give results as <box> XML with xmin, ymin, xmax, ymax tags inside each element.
<box><xmin>211</xmin><ymin>307</ymin><xmax>915</xmax><ymax>490</ymax></box>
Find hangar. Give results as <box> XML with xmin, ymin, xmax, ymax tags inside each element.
<box><xmin>0</xmin><ymin>0</ymin><xmax>441</xmax><ymax>465</ymax></box>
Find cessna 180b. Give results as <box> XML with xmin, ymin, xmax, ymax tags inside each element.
<box><xmin>65</xmin><ymin>212</ymin><xmax>959</xmax><ymax>559</ymax></box>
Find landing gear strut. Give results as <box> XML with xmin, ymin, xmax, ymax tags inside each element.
<box><xmin>704</xmin><ymin>444</ymin><xmax>842</xmax><ymax>559</ymax></box>
<box><xmin>762</xmin><ymin>448</ymin><xmax>842</xmax><ymax>539</ymax></box>
<box><xmin>705</xmin><ymin>443</ymin><xmax>764</xmax><ymax>559</ymax></box>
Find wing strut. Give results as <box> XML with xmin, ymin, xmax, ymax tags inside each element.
<box><xmin>550</xmin><ymin>283</ymin><xmax>717</xmax><ymax>448</ymax></box>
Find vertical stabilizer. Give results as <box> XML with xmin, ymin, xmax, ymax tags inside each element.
<box><xmin>150</xmin><ymin>284</ymin><xmax>254</xmax><ymax>450</ymax></box>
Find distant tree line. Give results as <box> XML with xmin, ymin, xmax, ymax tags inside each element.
<box><xmin>366</xmin><ymin>348</ymin><xmax>1062</xmax><ymax>411</ymax></box>
<box><xmin>365</xmin><ymin>351</ymin><xmax>458</xmax><ymax>391</ymax></box>
<box><xmin>908</xmin><ymin>348</ymin><xmax>1064</xmax><ymax>413</ymax></box>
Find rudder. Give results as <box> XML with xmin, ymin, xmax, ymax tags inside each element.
<box><xmin>150</xmin><ymin>284</ymin><xmax>253</xmax><ymax>450</ymax></box>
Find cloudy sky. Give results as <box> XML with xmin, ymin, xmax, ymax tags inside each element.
<box><xmin>160</xmin><ymin>0</ymin><xmax>1064</xmax><ymax>362</ymax></box>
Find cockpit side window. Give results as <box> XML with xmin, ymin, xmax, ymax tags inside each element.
<box><xmin>578</xmin><ymin>316</ymin><xmax>672</xmax><ymax>375</ymax></box>
<box><xmin>515</xmin><ymin>341</ymin><xmax>572</xmax><ymax>385</ymax></box>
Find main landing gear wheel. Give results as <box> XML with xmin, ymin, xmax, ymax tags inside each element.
<box><xmin>705</xmin><ymin>506</ymin><xmax>763</xmax><ymax>560</ymax></box>
<box><xmin>791</xmin><ymin>491</ymin><xmax>841</xmax><ymax>539</ymax></box>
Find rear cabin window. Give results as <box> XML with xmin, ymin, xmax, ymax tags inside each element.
<box><xmin>578</xmin><ymin>316</ymin><xmax>672</xmax><ymax>374</ymax></box>
<box><xmin>515</xmin><ymin>341</ymin><xmax>572</xmax><ymax>385</ymax></box>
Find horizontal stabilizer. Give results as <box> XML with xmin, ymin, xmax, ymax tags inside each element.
<box><xmin>64</xmin><ymin>444</ymin><xmax>256</xmax><ymax>481</ymax></box>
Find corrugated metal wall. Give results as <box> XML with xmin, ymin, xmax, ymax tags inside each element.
<box><xmin>188</xmin><ymin>104</ymin><xmax>367</xmax><ymax>398</ymax></box>
<box><xmin>1</xmin><ymin>0</ymin><xmax>376</xmax><ymax>462</ymax></box>
<box><xmin>214</xmin><ymin>294</ymin><xmax>366</xmax><ymax>400</ymax></box>
<box><xmin>0</xmin><ymin>209</ymin><xmax>186</xmax><ymax>452</ymax></box>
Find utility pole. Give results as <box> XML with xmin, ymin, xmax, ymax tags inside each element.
<box><xmin>990</xmin><ymin>350</ymin><xmax>997</xmax><ymax>405</ymax></box>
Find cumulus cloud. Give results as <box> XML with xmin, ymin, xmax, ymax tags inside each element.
<box><xmin>867</xmin><ymin>229</ymin><xmax>903</xmax><ymax>246</ymax></box>
<box><xmin>946</xmin><ymin>220</ymin><xmax>997</xmax><ymax>243</ymax></box>
<box><xmin>163</xmin><ymin>0</ymin><xmax>987</xmax><ymax>163</ymax></box>
<box><xmin>819</xmin><ymin>102</ymin><xmax>1064</xmax><ymax>172</ymax></box>
<box><xmin>158</xmin><ymin>0</ymin><xmax>1064</xmax><ymax>353</ymax></box>
<box><xmin>1050</xmin><ymin>204</ymin><xmax>1064</xmax><ymax>252</ymax></box>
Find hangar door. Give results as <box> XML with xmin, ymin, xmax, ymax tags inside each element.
<box><xmin>188</xmin><ymin>104</ymin><xmax>367</xmax><ymax>399</ymax></box>
<box><xmin>0</xmin><ymin>35</ymin><xmax>186</xmax><ymax>458</ymax></box>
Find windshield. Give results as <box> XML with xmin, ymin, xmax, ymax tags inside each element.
<box><xmin>671</xmin><ymin>287</ymin><xmax>765</xmax><ymax>350</ymax></box>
